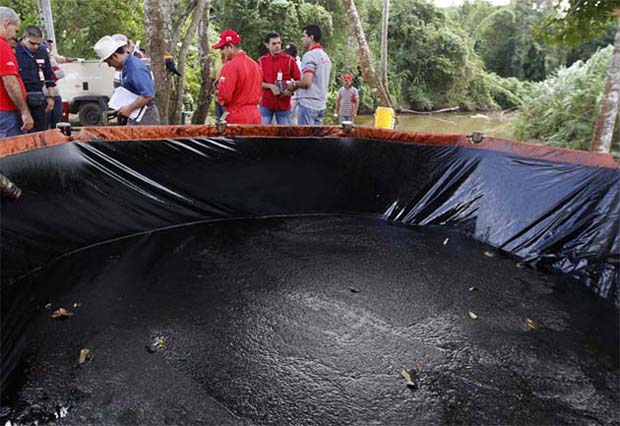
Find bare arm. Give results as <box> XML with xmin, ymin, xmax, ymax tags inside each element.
<box><xmin>287</xmin><ymin>72</ymin><xmax>313</xmax><ymax>91</ymax></box>
<box><xmin>262</xmin><ymin>81</ymin><xmax>280</xmax><ymax>95</ymax></box>
<box><xmin>46</xmin><ymin>86</ymin><xmax>58</xmax><ymax>112</ymax></box>
<box><xmin>118</xmin><ymin>96</ymin><xmax>154</xmax><ymax>118</ymax></box>
<box><xmin>57</xmin><ymin>56</ymin><xmax>77</xmax><ymax>64</ymax></box>
<box><xmin>2</xmin><ymin>75</ymin><xmax>33</xmax><ymax>132</ymax></box>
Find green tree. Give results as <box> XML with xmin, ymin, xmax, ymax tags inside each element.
<box><xmin>384</xmin><ymin>0</ymin><xmax>518</xmax><ymax>110</ymax></box>
<box><xmin>540</xmin><ymin>0</ymin><xmax>620</xmax><ymax>46</ymax></box>
<box><xmin>540</xmin><ymin>0</ymin><xmax>620</xmax><ymax>152</ymax></box>
<box><xmin>454</xmin><ymin>0</ymin><xmax>565</xmax><ymax>81</ymax></box>
<box><xmin>1</xmin><ymin>0</ymin><xmax>146</xmax><ymax>58</ymax></box>
<box><xmin>566</xmin><ymin>22</ymin><xmax>617</xmax><ymax>65</ymax></box>
<box><xmin>513</xmin><ymin>46</ymin><xmax>615</xmax><ymax>151</ymax></box>
<box><xmin>212</xmin><ymin>0</ymin><xmax>332</xmax><ymax>60</ymax></box>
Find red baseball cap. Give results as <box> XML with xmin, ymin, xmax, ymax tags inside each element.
<box><xmin>343</xmin><ymin>73</ymin><xmax>353</xmax><ymax>81</ymax></box>
<box><xmin>212</xmin><ymin>29</ymin><xmax>241</xmax><ymax>49</ymax></box>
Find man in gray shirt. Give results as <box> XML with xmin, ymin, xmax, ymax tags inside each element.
<box><xmin>287</xmin><ymin>25</ymin><xmax>331</xmax><ymax>125</ymax></box>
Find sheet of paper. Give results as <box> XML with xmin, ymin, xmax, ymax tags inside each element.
<box><xmin>108</xmin><ymin>86</ymin><xmax>146</xmax><ymax>122</ymax></box>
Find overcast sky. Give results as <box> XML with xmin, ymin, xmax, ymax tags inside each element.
<box><xmin>433</xmin><ymin>0</ymin><xmax>510</xmax><ymax>7</ymax></box>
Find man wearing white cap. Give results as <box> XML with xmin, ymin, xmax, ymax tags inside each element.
<box><xmin>93</xmin><ymin>35</ymin><xmax>159</xmax><ymax>125</ymax></box>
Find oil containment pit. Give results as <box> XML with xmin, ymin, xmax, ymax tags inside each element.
<box><xmin>1</xmin><ymin>126</ymin><xmax>618</xmax><ymax>425</ymax></box>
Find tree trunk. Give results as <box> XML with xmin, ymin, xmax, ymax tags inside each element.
<box><xmin>144</xmin><ymin>0</ymin><xmax>173</xmax><ymax>124</ymax></box>
<box><xmin>380</xmin><ymin>0</ymin><xmax>390</xmax><ymax>94</ymax></box>
<box><xmin>341</xmin><ymin>0</ymin><xmax>392</xmax><ymax>108</ymax></box>
<box><xmin>591</xmin><ymin>16</ymin><xmax>620</xmax><ymax>153</ymax></box>
<box><xmin>192</xmin><ymin>1</ymin><xmax>212</xmax><ymax>125</ymax></box>
<box><xmin>173</xmin><ymin>0</ymin><xmax>207</xmax><ymax>124</ymax></box>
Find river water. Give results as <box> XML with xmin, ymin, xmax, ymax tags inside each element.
<box><xmin>356</xmin><ymin>111</ymin><xmax>516</xmax><ymax>140</ymax></box>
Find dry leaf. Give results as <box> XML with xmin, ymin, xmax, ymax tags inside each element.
<box><xmin>51</xmin><ymin>308</ymin><xmax>74</xmax><ymax>319</ymax></box>
<box><xmin>468</xmin><ymin>311</ymin><xmax>478</xmax><ymax>320</ymax></box>
<box><xmin>78</xmin><ymin>348</ymin><xmax>94</xmax><ymax>364</ymax></box>
<box><xmin>526</xmin><ymin>319</ymin><xmax>537</xmax><ymax>330</ymax></box>
<box><xmin>443</xmin><ymin>238</ymin><xmax>449</xmax><ymax>245</ymax></box>
<box><xmin>350</xmin><ymin>287</ymin><xmax>360</xmax><ymax>293</ymax></box>
<box><xmin>400</xmin><ymin>368</ymin><xmax>415</xmax><ymax>387</ymax></box>
<box><xmin>483</xmin><ymin>251</ymin><xmax>494</xmax><ymax>258</ymax></box>
<box><xmin>146</xmin><ymin>336</ymin><xmax>167</xmax><ymax>353</ymax></box>
<box><xmin>54</xmin><ymin>406</ymin><xmax>69</xmax><ymax>419</ymax></box>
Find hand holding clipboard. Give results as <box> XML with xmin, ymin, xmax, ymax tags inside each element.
<box><xmin>108</xmin><ymin>86</ymin><xmax>147</xmax><ymax>122</ymax></box>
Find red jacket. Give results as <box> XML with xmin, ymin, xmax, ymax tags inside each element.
<box><xmin>217</xmin><ymin>51</ymin><xmax>262</xmax><ymax>124</ymax></box>
<box><xmin>257</xmin><ymin>52</ymin><xmax>300</xmax><ymax>111</ymax></box>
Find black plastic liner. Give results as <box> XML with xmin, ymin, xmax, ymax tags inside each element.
<box><xmin>0</xmin><ymin>135</ymin><xmax>619</xmax><ymax>423</ymax></box>
<box><xmin>2</xmin><ymin>137</ymin><xmax>618</xmax><ymax>297</ymax></box>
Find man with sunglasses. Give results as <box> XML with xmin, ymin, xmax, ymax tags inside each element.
<box><xmin>15</xmin><ymin>25</ymin><xmax>57</xmax><ymax>132</ymax></box>
<box><xmin>94</xmin><ymin>35</ymin><xmax>159</xmax><ymax>125</ymax></box>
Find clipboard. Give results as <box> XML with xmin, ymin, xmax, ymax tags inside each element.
<box><xmin>108</xmin><ymin>86</ymin><xmax>148</xmax><ymax>122</ymax></box>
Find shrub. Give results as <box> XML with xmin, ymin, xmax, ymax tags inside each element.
<box><xmin>513</xmin><ymin>46</ymin><xmax>613</xmax><ymax>151</ymax></box>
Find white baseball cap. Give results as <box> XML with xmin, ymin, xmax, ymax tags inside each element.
<box><xmin>93</xmin><ymin>35</ymin><xmax>127</xmax><ymax>62</ymax></box>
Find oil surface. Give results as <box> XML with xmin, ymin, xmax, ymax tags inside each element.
<box><xmin>2</xmin><ymin>216</ymin><xmax>618</xmax><ymax>425</ymax></box>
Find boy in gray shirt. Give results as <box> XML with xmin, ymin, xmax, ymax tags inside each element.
<box><xmin>287</xmin><ymin>25</ymin><xmax>331</xmax><ymax>125</ymax></box>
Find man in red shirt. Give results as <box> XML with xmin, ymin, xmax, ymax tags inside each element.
<box><xmin>212</xmin><ymin>29</ymin><xmax>262</xmax><ymax>124</ymax></box>
<box><xmin>257</xmin><ymin>32</ymin><xmax>300</xmax><ymax>125</ymax></box>
<box><xmin>0</xmin><ymin>7</ymin><xmax>33</xmax><ymax>137</ymax></box>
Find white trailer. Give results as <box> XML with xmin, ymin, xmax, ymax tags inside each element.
<box><xmin>55</xmin><ymin>60</ymin><xmax>116</xmax><ymax>125</ymax></box>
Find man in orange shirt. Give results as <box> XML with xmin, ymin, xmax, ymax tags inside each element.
<box><xmin>0</xmin><ymin>7</ymin><xmax>33</xmax><ymax>137</ymax></box>
<box><xmin>211</xmin><ymin>29</ymin><xmax>262</xmax><ymax>124</ymax></box>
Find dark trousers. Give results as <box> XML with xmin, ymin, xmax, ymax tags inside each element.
<box><xmin>29</xmin><ymin>105</ymin><xmax>49</xmax><ymax>133</ymax></box>
<box><xmin>48</xmin><ymin>97</ymin><xmax>62</xmax><ymax>129</ymax></box>
<box><xmin>215</xmin><ymin>102</ymin><xmax>225</xmax><ymax>120</ymax></box>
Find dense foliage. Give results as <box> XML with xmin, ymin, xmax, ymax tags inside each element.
<box><xmin>6</xmin><ymin>0</ymin><xmax>146</xmax><ymax>58</ymax></box>
<box><xmin>539</xmin><ymin>0</ymin><xmax>620</xmax><ymax>47</ymax></box>
<box><xmin>2</xmin><ymin>0</ymin><xmax>616</xmax><ymax>150</ymax></box>
<box><xmin>213</xmin><ymin>0</ymin><xmax>334</xmax><ymax>59</ymax></box>
<box><xmin>3</xmin><ymin>0</ymin><xmax>532</xmax><ymax>111</ymax></box>
<box><xmin>513</xmin><ymin>46</ymin><xmax>615</xmax><ymax>151</ymax></box>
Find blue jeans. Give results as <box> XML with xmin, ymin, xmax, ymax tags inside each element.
<box><xmin>259</xmin><ymin>106</ymin><xmax>291</xmax><ymax>125</ymax></box>
<box><xmin>0</xmin><ymin>110</ymin><xmax>23</xmax><ymax>138</ymax></box>
<box><xmin>297</xmin><ymin>104</ymin><xmax>325</xmax><ymax>125</ymax></box>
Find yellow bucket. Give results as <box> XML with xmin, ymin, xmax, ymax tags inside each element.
<box><xmin>374</xmin><ymin>107</ymin><xmax>395</xmax><ymax>129</ymax></box>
